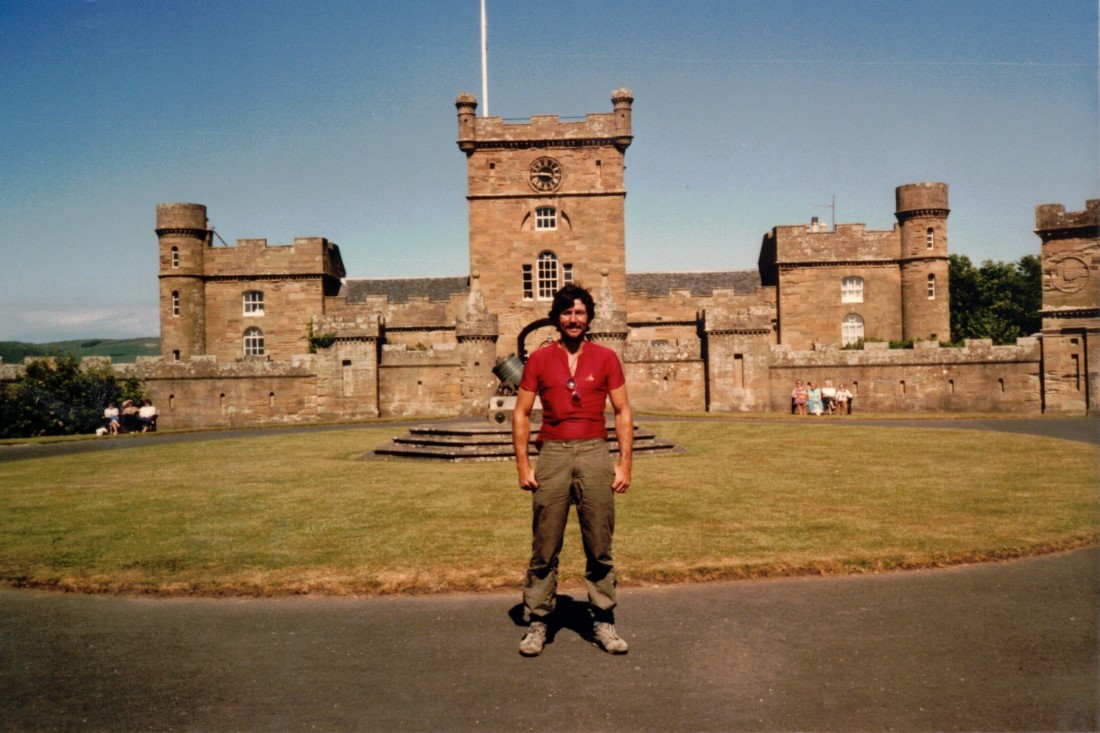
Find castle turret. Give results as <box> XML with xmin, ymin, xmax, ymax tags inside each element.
<box><xmin>156</xmin><ymin>203</ymin><xmax>210</xmax><ymax>360</ymax></box>
<box><xmin>611</xmin><ymin>88</ymin><xmax>634</xmax><ymax>152</ymax></box>
<box><xmin>455</xmin><ymin>92</ymin><xmax>478</xmax><ymax>155</ymax></box>
<box><xmin>1035</xmin><ymin>199</ymin><xmax>1099</xmax><ymax>416</ymax></box>
<box><xmin>896</xmin><ymin>183</ymin><xmax>950</xmax><ymax>342</ymax></box>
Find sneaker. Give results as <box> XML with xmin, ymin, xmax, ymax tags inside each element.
<box><xmin>593</xmin><ymin>621</ymin><xmax>629</xmax><ymax>654</ymax></box>
<box><xmin>519</xmin><ymin>621</ymin><xmax>548</xmax><ymax>656</ymax></box>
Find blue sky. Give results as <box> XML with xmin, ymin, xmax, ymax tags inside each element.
<box><xmin>1</xmin><ymin>0</ymin><xmax>1095</xmax><ymax>342</ymax></box>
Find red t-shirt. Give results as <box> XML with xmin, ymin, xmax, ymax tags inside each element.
<box><xmin>519</xmin><ymin>340</ymin><xmax>626</xmax><ymax>442</ymax></box>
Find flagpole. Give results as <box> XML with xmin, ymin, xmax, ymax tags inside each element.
<box><xmin>480</xmin><ymin>0</ymin><xmax>489</xmax><ymax>117</ymax></box>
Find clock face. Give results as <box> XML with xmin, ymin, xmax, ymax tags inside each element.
<box><xmin>528</xmin><ymin>157</ymin><xmax>563</xmax><ymax>192</ymax></box>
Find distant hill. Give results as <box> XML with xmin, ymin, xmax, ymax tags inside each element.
<box><xmin>0</xmin><ymin>338</ymin><xmax>161</xmax><ymax>365</ymax></box>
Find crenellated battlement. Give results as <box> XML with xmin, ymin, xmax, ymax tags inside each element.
<box><xmin>1035</xmin><ymin>199</ymin><xmax>1099</xmax><ymax>238</ymax></box>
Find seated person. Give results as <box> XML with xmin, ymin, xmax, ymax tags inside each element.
<box><xmin>821</xmin><ymin>380</ymin><xmax>837</xmax><ymax>414</ymax></box>
<box><xmin>103</xmin><ymin>402</ymin><xmax>120</xmax><ymax>434</ymax></box>
<box><xmin>138</xmin><ymin>399</ymin><xmax>158</xmax><ymax>432</ymax></box>
<box><xmin>119</xmin><ymin>400</ymin><xmax>141</xmax><ymax>433</ymax></box>
<box><xmin>835</xmin><ymin>385</ymin><xmax>853</xmax><ymax>415</ymax></box>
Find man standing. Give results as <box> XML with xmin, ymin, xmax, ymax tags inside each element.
<box><xmin>512</xmin><ymin>283</ymin><xmax>633</xmax><ymax>657</ymax></box>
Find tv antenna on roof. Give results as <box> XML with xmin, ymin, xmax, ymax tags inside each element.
<box><xmin>816</xmin><ymin>194</ymin><xmax>836</xmax><ymax>231</ymax></box>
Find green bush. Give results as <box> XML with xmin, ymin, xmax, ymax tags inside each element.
<box><xmin>0</xmin><ymin>355</ymin><xmax>143</xmax><ymax>438</ymax></box>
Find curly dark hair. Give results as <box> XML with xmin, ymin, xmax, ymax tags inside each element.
<box><xmin>548</xmin><ymin>283</ymin><xmax>596</xmax><ymax>326</ymax></box>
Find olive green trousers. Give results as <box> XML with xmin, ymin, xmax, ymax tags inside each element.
<box><xmin>523</xmin><ymin>439</ymin><xmax>617</xmax><ymax>623</ymax></box>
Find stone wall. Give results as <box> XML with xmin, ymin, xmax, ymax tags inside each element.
<box><xmin>137</xmin><ymin>356</ymin><xmax>320</xmax><ymax>429</ymax></box>
<box><xmin>623</xmin><ymin>340</ymin><xmax>707</xmax><ymax>412</ymax></box>
<box><xmin>767</xmin><ymin>339</ymin><xmax>1042</xmax><ymax>414</ymax></box>
<box><xmin>778</xmin><ymin>262</ymin><xmax>902</xmax><ymax>349</ymax></box>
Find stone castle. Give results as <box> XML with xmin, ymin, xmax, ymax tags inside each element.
<box><xmin>3</xmin><ymin>91</ymin><xmax>1096</xmax><ymax>424</ymax></box>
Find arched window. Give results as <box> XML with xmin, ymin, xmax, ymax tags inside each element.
<box><xmin>841</xmin><ymin>313</ymin><xmax>864</xmax><ymax>346</ymax></box>
<box><xmin>926</xmin><ymin>227</ymin><xmax>935</xmax><ymax>249</ymax></box>
<box><xmin>243</xmin><ymin>290</ymin><xmax>264</xmax><ymax>316</ymax></box>
<box><xmin>841</xmin><ymin>276</ymin><xmax>863</xmax><ymax>303</ymax></box>
<box><xmin>171</xmin><ymin>246</ymin><xmax>179</xmax><ymax>268</ymax></box>
<box><xmin>927</xmin><ymin>274</ymin><xmax>936</xmax><ymax>299</ymax></box>
<box><xmin>535</xmin><ymin>206</ymin><xmax>557</xmax><ymax>231</ymax></box>
<box><xmin>171</xmin><ymin>291</ymin><xmax>180</xmax><ymax>317</ymax></box>
<box><xmin>243</xmin><ymin>327</ymin><xmax>265</xmax><ymax>357</ymax></box>
<box><xmin>537</xmin><ymin>251</ymin><xmax>559</xmax><ymax>300</ymax></box>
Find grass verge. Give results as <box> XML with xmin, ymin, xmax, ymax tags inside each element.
<box><xmin>0</xmin><ymin>422</ymin><xmax>1095</xmax><ymax>596</ymax></box>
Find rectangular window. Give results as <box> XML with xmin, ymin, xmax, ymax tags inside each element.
<box><xmin>171</xmin><ymin>291</ymin><xmax>180</xmax><ymax>317</ymax></box>
<box><xmin>927</xmin><ymin>274</ymin><xmax>936</xmax><ymax>299</ymax></box>
<box><xmin>243</xmin><ymin>290</ymin><xmax>264</xmax><ymax>316</ymax></box>
<box><xmin>522</xmin><ymin>265</ymin><xmax>533</xmax><ymax>300</ymax></box>
<box><xmin>841</xmin><ymin>276</ymin><xmax>863</xmax><ymax>303</ymax></box>
<box><xmin>562</xmin><ymin>263</ymin><xmax>573</xmax><ymax>286</ymax></box>
<box><xmin>535</xmin><ymin>206</ymin><xmax>557</xmax><ymax>231</ymax></box>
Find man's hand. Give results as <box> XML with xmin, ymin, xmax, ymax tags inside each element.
<box><xmin>611</xmin><ymin>464</ymin><xmax>631</xmax><ymax>494</ymax></box>
<box><xmin>517</xmin><ymin>462</ymin><xmax>539</xmax><ymax>492</ymax></box>
<box><xmin>609</xmin><ymin>383</ymin><xmax>633</xmax><ymax>495</ymax></box>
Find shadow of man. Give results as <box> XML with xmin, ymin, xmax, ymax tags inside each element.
<box><xmin>508</xmin><ymin>594</ymin><xmax>595</xmax><ymax>650</ymax></box>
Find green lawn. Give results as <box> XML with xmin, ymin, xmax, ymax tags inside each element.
<box><xmin>0</xmin><ymin>421</ymin><xmax>1095</xmax><ymax>596</ymax></box>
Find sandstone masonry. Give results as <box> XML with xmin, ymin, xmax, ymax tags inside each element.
<box><xmin>7</xmin><ymin>92</ymin><xmax>1090</xmax><ymax>425</ymax></box>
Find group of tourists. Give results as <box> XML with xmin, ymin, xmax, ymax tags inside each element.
<box><xmin>100</xmin><ymin>399</ymin><xmax>157</xmax><ymax>434</ymax></box>
<box><xmin>791</xmin><ymin>379</ymin><xmax>852</xmax><ymax>416</ymax></box>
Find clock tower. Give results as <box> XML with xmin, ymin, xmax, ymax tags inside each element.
<box><xmin>456</xmin><ymin>89</ymin><xmax>633</xmax><ymax>358</ymax></box>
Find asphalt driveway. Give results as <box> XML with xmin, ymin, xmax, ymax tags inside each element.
<box><xmin>1</xmin><ymin>548</ymin><xmax>1095</xmax><ymax>731</ymax></box>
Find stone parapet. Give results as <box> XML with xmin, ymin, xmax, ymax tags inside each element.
<box><xmin>1035</xmin><ymin>199</ymin><xmax>1100</xmax><ymax>237</ymax></box>
<box><xmin>770</xmin><ymin>338</ymin><xmax>1039</xmax><ymax>367</ymax></box>
<box><xmin>313</xmin><ymin>314</ymin><xmax>380</xmax><ymax>340</ymax></box>
<box><xmin>623</xmin><ymin>339</ymin><xmax>702</xmax><ymax>362</ymax></box>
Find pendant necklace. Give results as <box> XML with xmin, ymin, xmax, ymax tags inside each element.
<box><xmin>565</xmin><ymin>344</ymin><xmax>581</xmax><ymax>377</ymax></box>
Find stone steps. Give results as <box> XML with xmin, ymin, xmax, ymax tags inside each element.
<box><xmin>368</xmin><ymin>421</ymin><xmax>683</xmax><ymax>461</ymax></box>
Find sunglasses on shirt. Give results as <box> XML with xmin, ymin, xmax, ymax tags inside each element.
<box><xmin>565</xmin><ymin>378</ymin><xmax>581</xmax><ymax>404</ymax></box>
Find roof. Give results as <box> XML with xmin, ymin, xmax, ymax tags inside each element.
<box><xmin>338</xmin><ymin>271</ymin><xmax>763</xmax><ymax>303</ymax></box>
<box><xmin>341</xmin><ymin>277</ymin><xmax>469</xmax><ymax>303</ymax></box>
<box><xmin>626</xmin><ymin>271</ymin><xmax>761</xmax><ymax>297</ymax></box>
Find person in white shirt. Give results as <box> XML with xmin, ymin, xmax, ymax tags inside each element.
<box><xmin>138</xmin><ymin>400</ymin><xmax>158</xmax><ymax>432</ymax></box>
<box><xmin>103</xmin><ymin>402</ymin><xmax>120</xmax><ymax>434</ymax></box>
<box><xmin>835</xmin><ymin>385</ymin><xmax>853</xmax><ymax>415</ymax></box>
<box><xmin>821</xmin><ymin>380</ymin><xmax>838</xmax><ymax>414</ymax></box>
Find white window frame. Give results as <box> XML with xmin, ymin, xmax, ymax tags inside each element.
<box><xmin>926</xmin><ymin>227</ymin><xmax>935</xmax><ymax>250</ymax></box>
<box><xmin>562</xmin><ymin>263</ymin><xmax>573</xmax><ymax>286</ymax></box>
<box><xmin>243</xmin><ymin>290</ymin><xmax>265</xmax><ymax>316</ymax></box>
<box><xmin>171</xmin><ymin>291</ymin><xmax>180</xmax><ymax>317</ymax></box>
<box><xmin>841</xmin><ymin>276</ymin><xmax>864</xmax><ymax>303</ymax></box>
<box><xmin>536</xmin><ymin>252</ymin><xmax>559</xmax><ymax>300</ymax></box>
<box><xmin>171</xmin><ymin>246</ymin><xmax>179</xmax><ymax>268</ymax></box>
<box><xmin>927</xmin><ymin>274</ymin><xmax>936</xmax><ymax>299</ymax></box>
<box><xmin>535</xmin><ymin>206</ymin><xmax>557</xmax><ymax>231</ymax></box>
<box><xmin>841</xmin><ymin>313</ymin><xmax>864</xmax><ymax>346</ymax></box>
<box><xmin>243</xmin><ymin>327</ymin><xmax>265</xmax><ymax>357</ymax></box>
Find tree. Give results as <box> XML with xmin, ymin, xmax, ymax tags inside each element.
<box><xmin>949</xmin><ymin>254</ymin><xmax>1041</xmax><ymax>345</ymax></box>
<box><xmin>0</xmin><ymin>355</ymin><xmax>143</xmax><ymax>438</ymax></box>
